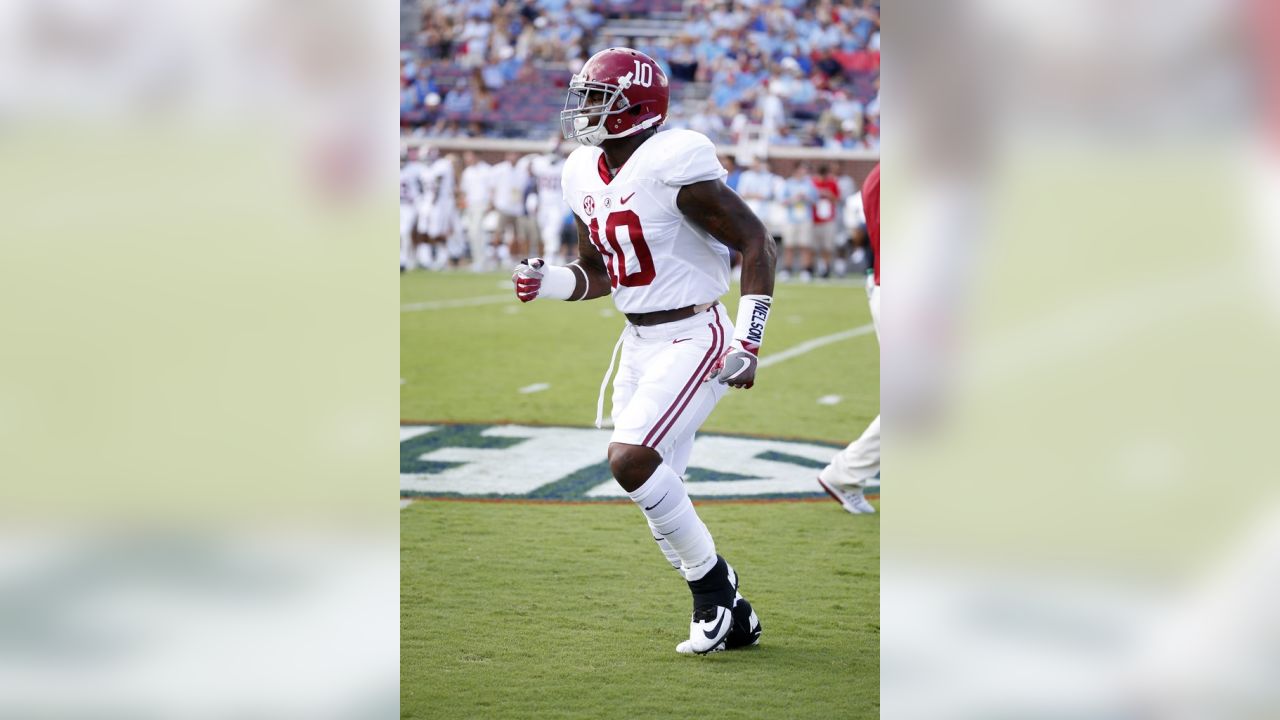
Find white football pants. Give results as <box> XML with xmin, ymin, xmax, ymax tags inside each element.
<box><xmin>826</xmin><ymin>283</ymin><xmax>881</xmax><ymax>487</ymax></box>
<box><xmin>607</xmin><ymin>303</ymin><xmax>731</xmax><ymax>460</ymax></box>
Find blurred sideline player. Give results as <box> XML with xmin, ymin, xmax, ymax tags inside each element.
<box><xmin>518</xmin><ymin>153</ymin><xmax>540</xmax><ymax>257</ymax></box>
<box><xmin>817</xmin><ymin>162</ymin><xmax>880</xmax><ymax>515</ymax></box>
<box><xmin>417</xmin><ymin>149</ymin><xmax>458</xmax><ymax>270</ymax></box>
<box><xmin>511</xmin><ymin>48</ymin><xmax>774</xmax><ymax>655</ymax></box>
<box><xmin>529</xmin><ymin>145</ymin><xmax>567</xmax><ymax>264</ymax></box>
<box><xmin>459</xmin><ymin>151</ymin><xmax>493</xmax><ymax>271</ymax></box>
<box><xmin>491</xmin><ymin>152</ymin><xmax>529</xmax><ymax>259</ymax></box>
<box><xmin>400</xmin><ymin>148</ymin><xmax>424</xmax><ymax>272</ymax></box>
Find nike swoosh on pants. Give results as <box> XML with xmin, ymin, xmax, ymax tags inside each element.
<box><xmin>644</xmin><ymin>490</ymin><xmax>669</xmax><ymax>511</ymax></box>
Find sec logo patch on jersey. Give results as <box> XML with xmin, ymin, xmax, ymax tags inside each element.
<box><xmin>584</xmin><ymin>195</ymin><xmax>595</xmax><ymax>215</ymax></box>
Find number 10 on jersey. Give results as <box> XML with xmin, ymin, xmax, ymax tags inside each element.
<box><xmin>588</xmin><ymin>210</ymin><xmax>655</xmax><ymax>288</ymax></box>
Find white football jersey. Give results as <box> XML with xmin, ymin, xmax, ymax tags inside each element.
<box><xmin>425</xmin><ymin>158</ymin><xmax>455</xmax><ymax>208</ymax></box>
<box><xmin>400</xmin><ymin>162</ymin><xmax>427</xmax><ymax>205</ymax></box>
<box><xmin>529</xmin><ymin>154</ymin><xmax>565</xmax><ymax>215</ymax></box>
<box><xmin>491</xmin><ymin>160</ymin><xmax>529</xmax><ymax>215</ymax></box>
<box><xmin>561</xmin><ymin>129</ymin><xmax>729</xmax><ymax>314</ymax></box>
<box><xmin>459</xmin><ymin>162</ymin><xmax>491</xmax><ymax>210</ymax></box>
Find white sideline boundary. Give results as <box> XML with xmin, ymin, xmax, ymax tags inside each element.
<box><xmin>759</xmin><ymin>323</ymin><xmax>876</xmax><ymax>368</ymax></box>
<box><xmin>401</xmin><ymin>294</ymin><xmax>511</xmax><ymax>312</ymax></box>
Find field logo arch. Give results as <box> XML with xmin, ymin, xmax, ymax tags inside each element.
<box><xmin>401</xmin><ymin>423</ymin><xmax>875</xmax><ymax>501</ymax></box>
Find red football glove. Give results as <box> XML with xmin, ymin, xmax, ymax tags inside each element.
<box><xmin>511</xmin><ymin>258</ymin><xmax>546</xmax><ymax>303</ymax></box>
<box><xmin>708</xmin><ymin>342</ymin><xmax>759</xmax><ymax>389</ymax></box>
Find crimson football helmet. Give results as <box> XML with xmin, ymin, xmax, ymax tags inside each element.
<box><xmin>561</xmin><ymin>48</ymin><xmax>670</xmax><ymax>146</ymax></box>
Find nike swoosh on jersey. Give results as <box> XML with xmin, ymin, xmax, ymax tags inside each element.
<box><xmin>701</xmin><ymin>609</ymin><xmax>727</xmax><ymax>639</ymax></box>
<box><xmin>672</xmin><ymin>338</ymin><xmax>692</xmax><ymax>344</ymax></box>
<box><xmin>620</xmin><ymin>192</ymin><xmax>636</xmax><ymax>204</ymax></box>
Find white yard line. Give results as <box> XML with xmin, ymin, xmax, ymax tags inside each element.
<box><xmin>400</xmin><ymin>294</ymin><xmax>511</xmax><ymax>312</ymax></box>
<box><xmin>518</xmin><ymin>382</ymin><xmax>551</xmax><ymax>394</ymax></box>
<box><xmin>759</xmin><ymin>324</ymin><xmax>875</xmax><ymax>368</ymax></box>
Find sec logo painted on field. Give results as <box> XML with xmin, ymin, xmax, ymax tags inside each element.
<box><xmin>400</xmin><ymin>423</ymin><xmax>877</xmax><ymax>501</ymax></box>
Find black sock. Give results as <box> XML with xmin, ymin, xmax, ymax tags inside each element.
<box><xmin>686</xmin><ymin>555</ymin><xmax>735</xmax><ymax>610</ymax></box>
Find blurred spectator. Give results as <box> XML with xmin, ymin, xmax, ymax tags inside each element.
<box><xmin>688</xmin><ymin>100</ymin><xmax>728</xmax><ymax>143</ymax></box>
<box><xmin>780</xmin><ymin>163</ymin><xmax>818</xmax><ymax>281</ymax></box>
<box><xmin>442</xmin><ymin>80</ymin><xmax>473</xmax><ymax>116</ymax></box>
<box><xmin>668</xmin><ymin>36</ymin><xmax>699</xmax><ymax>82</ymax></box>
<box><xmin>811</xmin><ymin>163</ymin><xmax>841</xmax><ymax>277</ymax></box>
<box><xmin>401</xmin><ymin>74</ymin><xmax>427</xmax><ymax>125</ymax></box>
<box><xmin>736</xmin><ymin>159</ymin><xmax>777</xmax><ymax>234</ymax></box>
<box><xmin>722</xmin><ymin>156</ymin><xmax>742</xmax><ymax>192</ymax></box>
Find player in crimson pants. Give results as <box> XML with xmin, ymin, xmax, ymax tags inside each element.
<box><xmin>512</xmin><ymin>48</ymin><xmax>776</xmax><ymax>655</ymax></box>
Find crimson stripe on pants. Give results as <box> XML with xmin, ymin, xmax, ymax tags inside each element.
<box><xmin>641</xmin><ymin>319</ymin><xmax>720</xmax><ymax>448</ymax></box>
<box><xmin>645</xmin><ymin>307</ymin><xmax>727</xmax><ymax>448</ymax></box>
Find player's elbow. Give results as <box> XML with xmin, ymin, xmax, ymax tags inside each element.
<box><xmin>749</xmin><ymin>227</ymin><xmax>777</xmax><ymax>267</ymax></box>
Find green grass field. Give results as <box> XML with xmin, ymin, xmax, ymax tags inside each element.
<box><xmin>401</xmin><ymin>271</ymin><xmax>879</xmax><ymax>719</ymax></box>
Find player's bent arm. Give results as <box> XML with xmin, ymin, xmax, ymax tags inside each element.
<box><xmin>566</xmin><ymin>216</ymin><xmax>612</xmax><ymax>301</ymax></box>
<box><xmin>676</xmin><ymin>180</ymin><xmax>775</xmax><ymax>298</ymax></box>
<box><xmin>677</xmin><ymin>179</ymin><xmax>777</xmax><ymax>388</ymax></box>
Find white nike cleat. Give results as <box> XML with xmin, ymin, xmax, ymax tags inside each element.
<box><xmin>675</xmin><ymin>605</ymin><xmax>732</xmax><ymax>655</ymax></box>
<box><xmin>817</xmin><ymin>475</ymin><xmax>876</xmax><ymax>514</ymax></box>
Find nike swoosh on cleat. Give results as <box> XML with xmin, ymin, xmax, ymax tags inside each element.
<box><xmin>672</xmin><ymin>338</ymin><xmax>692</xmax><ymax>344</ymax></box>
<box><xmin>701</xmin><ymin>610</ymin><xmax>727</xmax><ymax>640</ymax></box>
<box><xmin>644</xmin><ymin>491</ymin><xmax>669</xmax><ymax>511</ymax></box>
<box><xmin>620</xmin><ymin>192</ymin><xmax>636</xmax><ymax>204</ymax></box>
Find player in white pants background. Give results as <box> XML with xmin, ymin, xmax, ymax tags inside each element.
<box><xmin>529</xmin><ymin>150</ymin><xmax>567</xmax><ymax>264</ymax></box>
<box><xmin>818</xmin><ymin>162</ymin><xmax>880</xmax><ymax>515</ymax></box>
<box><xmin>512</xmin><ymin>48</ymin><xmax>775</xmax><ymax>655</ymax></box>
<box><xmin>400</xmin><ymin>149</ymin><xmax>426</xmax><ymax>271</ymax></box>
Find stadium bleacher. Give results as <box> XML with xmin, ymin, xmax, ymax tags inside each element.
<box><xmin>401</xmin><ymin>0</ymin><xmax>879</xmax><ymax>149</ymax></box>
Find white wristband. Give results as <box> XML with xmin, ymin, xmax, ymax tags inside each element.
<box><xmin>733</xmin><ymin>294</ymin><xmax>772</xmax><ymax>354</ymax></box>
<box><xmin>539</xmin><ymin>264</ymin><xmax>578</xmax><ymax>300</ymax></box>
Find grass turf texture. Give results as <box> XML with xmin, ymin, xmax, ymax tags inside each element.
<box><xmin>401</xmin><ymin>271</ymin><xmax>879</xmax><ymax>718</ymax></box>
<box><xmin>401</xmin><ymin>500</ymin><xmax>879</xmax><ymax>719</ymax></box>
<box><xmin>400</xmin><ymin>272</ymin><xmax>878</xmax><ymax>442</ymax></box>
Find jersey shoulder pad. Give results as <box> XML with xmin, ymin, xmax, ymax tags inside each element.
<box><xmin>647</xmin><ymin>129</ymin><xmax>726</xmax><ymax>187</ymax></box>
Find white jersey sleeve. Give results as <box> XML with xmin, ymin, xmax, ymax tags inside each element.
<box><xmin>658</xmin><ymin>130</ymin><xmax>727</xmax><ymax>187</ymax></box>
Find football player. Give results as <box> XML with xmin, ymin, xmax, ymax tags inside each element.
<box><xmin>817</xmin><ymin>163</ymin><xmax>880</xmax><ymax>514</ymax></box>
<box><xmin>511</xmin><ymin>48</ymin><xmax>776</xmax><ymax>655</ymax></box>
<box><xmin>419</xmin><ymin>149</ymin><xmax>457</xmax><ymax>270</ymax></box>
<box><xmin>459</xmin><ymin>151</ymin><xmax>493</xmax><ymax>271</ymax></box>
<box><xmin>400</xmin><ymin>147</ymin><xmax>427</xmax><ymax>271</ymax></box>
<box><xmin>529</xmin><ymin>145</ymin><xmax>568</xmax><ymax>264</ymax></box>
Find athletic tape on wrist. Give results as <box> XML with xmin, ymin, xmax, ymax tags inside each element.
<box><xmin>539</xmin><ymin>264</ymin><xmax>577</xmax><ymax>300</ymax></box>
<box><xmin>733</xmin><ymin>294</ymin><xmax>772</xmax><ymax>354</ymax></box>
